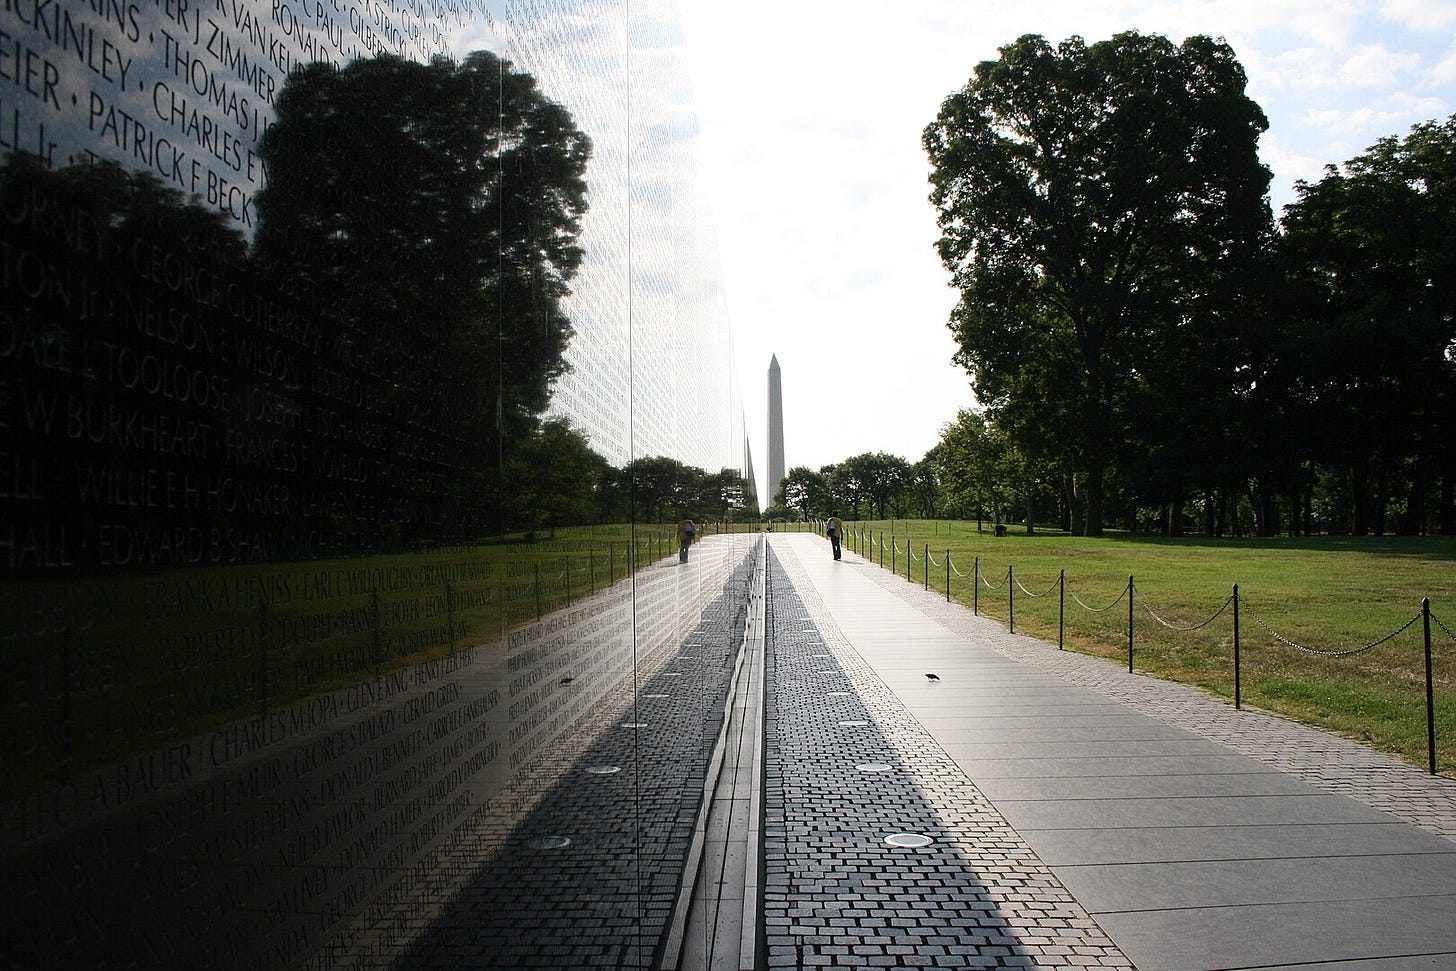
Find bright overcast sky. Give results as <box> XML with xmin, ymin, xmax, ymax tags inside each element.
<box><xmin>679</xmin><ymin>1</ymin><xmax>1456</xmax><ymax>504</ymax></box>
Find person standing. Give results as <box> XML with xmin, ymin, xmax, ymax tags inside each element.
<box><xmin>825</xmin><ymin>516</ymin><xmax>842</xmax><ymax>560</ymax></box>
<box><xmin>677</xmin><ymin>518</ymin><xmax>697</xmax><ymax>562</ymax></box>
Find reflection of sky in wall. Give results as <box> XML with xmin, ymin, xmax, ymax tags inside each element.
<box><xmin>9</xmin><ymin>0</ymin><xmax>474</xmax><ymax>231</ymax></box>
<box><xmin>472</xmin><ymin>0</ymin><xmax>743</xmax><ymax>479</ymax></box>
<box><xmin>7</xmin><ymin>0</ymin><xmax>743</xmax><ymax>486</ymax></box>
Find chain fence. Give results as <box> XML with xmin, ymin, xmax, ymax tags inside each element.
<box><xmin>840</xmin><ymin>522</ymin><xmax>1450</xmax><ymax>775</ymax></box>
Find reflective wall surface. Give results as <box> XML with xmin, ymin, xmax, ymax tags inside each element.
<box><xmin>1</xmin><ymin>0</ymin><xmax>753</xmax><ymax>966</ymax></box>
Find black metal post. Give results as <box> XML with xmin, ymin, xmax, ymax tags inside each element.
<box><xmin>534</xmin><ymin>561</ymin><xmax>542</xmax><ymax>621</ymax></box>
<box><xmin>973</xmin><ymin>556</ymin><xmax>979</xmax><ymax>615</ymax></box>
<box><xmin>1058</xmin><ymin>570</ymin><xmax>1065</xmax><ymax>650</ymax></box>
<box><xmin>946</xmin><ymin>549</ymin><xmax>951</xmax><ymax>602</ymax></box>
<box><xmin>1127</xmin><ymin>575</ymin><xmax>1134</xmax><ymax>673</ymax></box>
<box><xmin>1233</xmin><ymin>584</ymin><xmax>1242</xmax><ymax>710</ymax></box>
<box><xmin>1008</xmin><ymin>565</ymin><xmax>1015</xmax><ymax>633</ymax></box>
<box><xmin>1424</xmin><ymin>598</ymin><xmax>1436</xmax><ymax>774</ymax></box>
<box><xmin>924</xmin><ymin>544</ymin><xmax>929</xmax><ymax>590</ymax></box>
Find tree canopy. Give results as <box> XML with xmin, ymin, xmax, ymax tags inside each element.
<box><xmin>924</xmin><ymin>32</ymin><xmax>1273</xmax><ymax>534</ymax></box>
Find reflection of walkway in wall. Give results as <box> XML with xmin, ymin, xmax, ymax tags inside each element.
<box><xmin>0</xmin><ymin>535</ymin><xmax>759</xmax><ymax>970</ymax></box>
<box><xmin>755</xmin><ymin>532</ymin><xmax>1456</xmax><ymax>970</ymax></box>
<box><xmin>380</xmin><ymin>539</ymin><xmax>759</xmax><ymax>968</ymax></box>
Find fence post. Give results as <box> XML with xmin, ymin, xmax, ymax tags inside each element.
<box><xmin>905</xmin><ymin>539</ymin><xmax>911</xmax><ymax>580</ymax></box>
<box><xmin>445</xmin><ymin>580</ymin><xmax>455</xmax><ymax>648</ymax></box>
<box><xmin>1058</xmin><ymin>569</ymin><xmax>1065</xmax><ymax>650</ymax></box>
<box><xmin>534</xmin><ymin>561</ymin><xmax>542</xmax><ymax>621</ymax></box>
<box><xmin>372</xmin><ymin>589</ymin><xmax>382</xmax><ymax>677</ymax></box>
<box><xmin>973</xmin><ymin>556</ymin><xmax>979</xmax><ymax>615</ymax></box>
<box><xmin>1233</xmin><ymin>584</ymin><xmax>1242</xmax><ymax>710</ymax></box>
<box><xmin>892</xmin><ymin>537</ymin><xmax>896</xmax><ymax>575</ymax></box>
<box><xmin>258</xmin><ymin>599</ymin><xmax>270</xmax><ymax>714</ymax></box>
<box><xmin>879</xmin><ymin>531</ymin><xmax>884</xmax><ymax>568</ymax></box>
<box><xmin>589</xmin><ymin>550</ymin><xmax>596</xmax><ymax>592</ymax></box>
<box><xmin>1127</xmin><ymin>575</ymin><xmax>1135</xmax><ymax>673</ymax></box>
<box><xmin>924</xmin><ymin>544</ymin><xmax>929</xmax><ymax>590</ymax></box>
<box><xmin>945</xmin><ymin>549</ymin><xmax>951</xmax><ymax>603</ymax></box>
<box><xmin>1008</xmin><ymin>564</ymin><xmax>1016</xmax><ymax>633</ymax></box>
<box><xmin>1424</xmin><ymin>598</ymin><xmax>1436</xmax><ymax>775</ymax></box>
<box><xmin>565</xmin><ymin>558</ymin><xmax>571</xmax><ymax>607</ymax></box>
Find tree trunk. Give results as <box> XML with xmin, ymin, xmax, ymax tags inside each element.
<box><xmin>1350</xmin><ymin>465</ymin><xmax>1369</xmax><ymax>536</ymax></box>
<box><xmin>1067</xmin><ymin>473</ymin><xmax>1085</xmax><ymax>536</ymax></box>
<box><xmin>1441</xmin><ymin>467</ymin><xmax>1455</xmax><ymax>536</ymax></box>
<box><xmin>1084</xmin><ymin>463</ymin><xmax>1104</xmax><ymax>536</ymax></box>
<box><xmin>1399</xmin><ymin>447</ymin><xmax>1431</xmax><ymax>535</ymax></box>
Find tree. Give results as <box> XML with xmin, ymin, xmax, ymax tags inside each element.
<box><xmin>936</xmin><ymin>410</ymin><xmax>1012</xmax><ymax>528</ymax></box>
<box><xmin>854</xmin><ymin>452</ymin><xmax>913</xmax><ymax>519</ymax></box>
<box><xmin>924</xmin><ymin>32</ymin><xmax>1273</xmax><ymax>534</ymax></box>
<box><xmin>1279</xmin><ymin>117</ymin><xmax>1456</xmax><ymax>534</ymax></box>
<box><xmin>776</xmin><ymin>466</ymin><xmax>829</xmax><ymax>520</ymax></box>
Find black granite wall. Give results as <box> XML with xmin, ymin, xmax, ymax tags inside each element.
<box><xmin>0</xmin><ymin>1</ymin><xmax>751</xmax><ymax>965</ymax></box>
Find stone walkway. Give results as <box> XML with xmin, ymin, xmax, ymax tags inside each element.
<box><xmin>760</xmin><ymin>532</ymin><xmax>1456</xmax><ymax>971</ymax></box>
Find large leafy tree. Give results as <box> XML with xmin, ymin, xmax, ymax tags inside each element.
<box><xmin>1278</xmin><ymin>117</ymin><xmax>1456</xmax><ymax>534</ymax></box>
<box><xmin>924</xmin><ymin>32</ymin><xmax>1273</xmax><ymax>534</ymax></box>
<box><xmin>776</xmin><ymin>466</ymin><xmax>830</xmax><ymax>520</ymax></box>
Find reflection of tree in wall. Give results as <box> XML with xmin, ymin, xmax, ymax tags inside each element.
<box><xmin>254</xmin><ymin>51</ymin><xmax>591</xmax><ymax>537</ymax></box>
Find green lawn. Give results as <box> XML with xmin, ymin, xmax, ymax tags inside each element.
<box><xmin>850</xmin><ymin>520</ymin><xmax>1456</xmax><ymax>776</ymax></box>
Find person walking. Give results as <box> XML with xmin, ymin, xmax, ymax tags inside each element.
<box><xmin>825</xmin><ymin>515</ymin><xmax>842</xmax><ymax>560</ymax></box>
<box><xmin>677</xmin><ymin>518</ymin><xmax>697</xmax><ymax>562</ymax></box>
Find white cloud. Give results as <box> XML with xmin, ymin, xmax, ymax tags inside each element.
<box><xmin>1380</xmin><ymin>0</ymin><xmax>1456</xmax><ymax>31</ymax></box>
<box><xmin>1336</xmin><ymin>43</ymin><xmax>1424</xmax><ymax>87</ymax></box>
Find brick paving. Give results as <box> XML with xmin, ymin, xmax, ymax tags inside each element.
<box><xmin>848</xmin><ymin>554</ymin><xmax>1456</xmax><ymax>843</ymax></box>
<box><xmin>762</xmin><ymin>545</ymin><xmax>1134</xmax><ymax>971</ymax></box>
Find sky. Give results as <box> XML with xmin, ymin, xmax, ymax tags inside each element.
<box><xmin>677</xmin><ymin>1</ymin><xmax>1456</xmax><ymax>506</ymax></box>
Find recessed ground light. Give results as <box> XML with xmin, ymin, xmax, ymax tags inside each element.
<box><xmin>586</xmin><ymin>765</ymin><xmax>621</xmax><ymax>775</ymax></box>
<box><xmin>620</xmin><ymin>722</ymin><xmax>647</xmax><ymax>729</ymax></box>
<box><xmin>856</xmin><ymin>762</ymin><xmax>892</xmax><ymax>773</ymax></box>
<box><xmin>663</xmin><ymin>672</ymin><xmax>684</xmax><ymax>677</ymax></box>
<box><xmin>827</xmin><ymin>692</ymin><xmax>852</xmax><ymax>698</ymax></box>
<box><xmin>525</xmin><ymin>836</ymin><xmax>572</xmax><ymax>849</ymax></box>
<box><xmin>644</xmin><ymin>694</ymin><xmax>670</xmax><ymax>699</ymax></box>
<box><xmin>817</xmin><ymin>669</ymin><xmax>836</xmax><ymax>675</ymax></box>
<box><xmin>838</xmin><ymin>719</ymin><xmax>870</xmax><ymax>727</ymax></box>
<box><xmin>884</xmin><ymin>833</ymin><xmax>932</xmax><ymax>848</ymax></box>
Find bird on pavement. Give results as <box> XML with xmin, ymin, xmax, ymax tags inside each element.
<box><xmin>925</xmin><ymin>673</ymin><xmax>940</xmax><ymax>682</ymax></box>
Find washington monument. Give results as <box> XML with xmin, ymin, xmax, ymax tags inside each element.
<box><xmin>768</xmin><ymin>355</ymin><xmax>785</xmax><ymax>506</ymax></box>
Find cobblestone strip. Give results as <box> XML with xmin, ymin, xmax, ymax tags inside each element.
<box><xmin>764</xmin><ymin>543</ymin><xmax>1134</xmax><ymax>971</ymax></box>
<box><xmin>374</xmin><ymin>547</ymin><xmax>757</xmax><ymax>969</ymax></box>
<box><xmin>849</xmin><ymin>552</ymin><xmax>1456</xmax><ymax>842</ymax></box>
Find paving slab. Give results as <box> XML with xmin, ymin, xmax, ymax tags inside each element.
<box><xmin>766</xmin><ymin>532</ymin><xmax>1456</xmax><ymax>971</ymax></box>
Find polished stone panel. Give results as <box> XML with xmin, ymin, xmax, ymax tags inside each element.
<box><xmin>0</xmin><ymin>1</ymin><xmax>750</xmax><ymax>966</ymax></box>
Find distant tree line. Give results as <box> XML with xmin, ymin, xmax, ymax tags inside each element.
<box><xmin>916</xmin><ymin>31</ymin><xmax>1455</xmax><ymax>537</ymax></box>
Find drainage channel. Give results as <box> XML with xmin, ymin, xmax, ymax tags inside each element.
<box><xmin>660</xmin><ymin>536</ymin><xmax>766</xmax><ymax>971</ymax></box>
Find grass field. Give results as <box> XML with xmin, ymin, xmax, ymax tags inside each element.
<box><xmin>848</xmin><ymin>519</ymin><xmax>1456</xmax><ymax>776</ymax></box>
